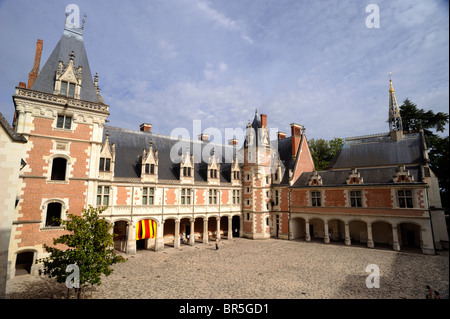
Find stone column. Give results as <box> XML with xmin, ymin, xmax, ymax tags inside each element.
<box><xmin>305</xmin><ymin>219</ymin><xmax>311</xmax><ymax>242</ymax></box>
<box><xmin>155</xmin><ymin>220</ymin><xmax>164</xmax><ymax>251</ymax></box>
<box><xmin>127</xmin><ymin>222</ymin><xmax>136</xmax><ymax>255</ymax></box>
<box><xmin>189</xmin><ymin>219</ymin><xmax>195</xmax><ymax>246</ymax></box>
<box><xmin>174</xmin><ymin>219</ymin><xmax>180</xmax><ymax>249</ymax></box>
<box><xmin>203</xmin><ymin>218</ymin><xmax>209</xmax><ymax>244</ymax></box>
<box><xmin>344</xmin><ymin>221</ymin><xmax>351</xmax><ymax>246</ymax></box>
<box><xmin>228</xmin><ymin>216</ymin><xmax>233</xmax><ymax>240</ymax></box>
<box><xmin>216</xmin><ymin>217</ymin><xmax>221</xmax><ymax>240</ymax></box>
<box><xmin>367</xmin><ymin>222</ymin><xmax>374</xmax><ymax>248</ymax></box>
<box><xmin>324</xmin><ymin>220</ymin><xmax>330</xmax><ymax>244</ymax></box>
<box><xmin>392</xmin><ymin>225</ymin><xmax>400</xmax><ymax>251</ymax></box>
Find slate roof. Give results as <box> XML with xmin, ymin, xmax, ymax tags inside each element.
<box><xmin>293</xmin><ymin>166</ymin><xmax>424</xmax><ymax>188</ymax></box>
<box><xmin>105</xmin><ymin>126</ymin><xmax>239</xmax><ymax>182</ymax></box>
<box><xmin>328</xmin><ymin>132</ymin><xmax>425</xmax><ymax>169</ymax></box>
<box><xmin>271</xmin><ymin>136</ymin><xmax>294</xmax><ymax>185</ymax></box>
<box><xmin>0</xmin><ymin>112</ymin><xmax>27</xmax><ymax>143</ymax></box>
<box><xmin>30</xmin><ymin>29</ymin><xmax>99</xmax><ymax>103</ymax></box>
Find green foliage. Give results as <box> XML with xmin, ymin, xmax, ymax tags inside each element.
<box><xmin>37</xmin><ymin>205</ymin><xmax>125</xmax><ymax>298</ymax></box>
<box><xmin>308</xmin><ymin>137</ymin><xmax>344</xmax><ymax>171</ymax></box>
<box><xmin>400</xmin><ymin>98</ymin><xmax>449</xmax><ymax>213</ymax></box>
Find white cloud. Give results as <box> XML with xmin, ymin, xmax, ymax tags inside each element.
<box><xmin>191</xmin><ymin>0</ymin><xmax>254</xmax><ymax>44</ymax></box>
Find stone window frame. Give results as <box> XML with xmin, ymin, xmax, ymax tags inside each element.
<box><xmin>40</xmin><ymin>199</ymin><xmax>67</xmax><ymax>230</ymax></box>
<box><xmin>142</xmin><ymin>187</ymin><xmax>155</xmax><ymax>205</ymax></box>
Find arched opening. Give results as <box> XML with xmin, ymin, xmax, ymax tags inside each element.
<box><xmin>398</xmin><ymin>222</ymin><xmax>422</xmax><ymax>251</ymax></box>
<box><xmin>349</xmin><ymin>220</ymin><xmax>368</xmax><ymax>246</ymax></box>
<box><xmin>45</xmin><ymin>202</ymin><xmax>62</xmax><ymax>227</ymax></box>
<box><xmin>372</xmin><ymin>221</ymin><xmax>393</xmax><ymax>249</ymax></box>
<box><xmin>291</xmin><ymin>217</ymin><xmax>306</xmax><ymax>240</ymax></box>
<box><xmin>136</xmin><ymin>219</ymin><xmax>157</xmax><ymax>251</ymax></box>
<box><xmin>180</xmin><ymin>218</ymin><xmax>191</xmax><ymax>244</ymax></box>
<box><xmin>113</xmin><ymin>220</ymin><xmax>128</xmax><ymax>252</ymax></box>
<box><xmin>309</xmin><ymin>218</ymin><xmax>324</xmax><ymax>241</ymax></box>
<box><xmin>220</xmin><ymin>216</ymin><xmax>229</xmax><ymax>239</ymax></box>
<box><xmin>163</xmin><ymin>218</ymin><xmax>175</xmax><ymax>247</ymax></box>
<box><xmin>208</xmin><ymin>217</ymin><xmax>218</xmax><ymax>239</ymax></box>
<box><xmin>15</xmin><ymin>251</ymin><xmax>35</xmax><ymax>276</ymax></box>
<box><xmin>194</xmin><ymin>217</ymin><xmax>205</xmax><ymax>243</ymax></box>
<box><xmin>232</xmin><ymin>215</ymin><xmax>240</xmax><ymax>238</ymax></box>
<box><xmin>51</xmin><ymin>157</ymin><xmax>67</xmax><ymax>181</ymax></box>
<box><xmin>328</xmin><ymin>219</ymin><xmax>345</xmax><ymax>242</ymax></box>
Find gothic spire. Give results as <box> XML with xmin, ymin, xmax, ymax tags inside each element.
<box><xmin>388</xmin><ymin>76</ymin><xmax>402</xmax><ymax>132</ymax></box>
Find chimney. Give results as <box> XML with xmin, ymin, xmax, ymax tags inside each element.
<box><xmin>260</xmin><ymin>114</ymin><xmax>267</xmax><ymax>128</ymax></box>
<box><xmin>277</xmin><ymin>131</ymin><xmax>287</xmax><ymax>140</ymax></box>
<box><xmin>290</xmin><ymin>123</ymin><xmax>302</xmax><ymax>159</ymax></box>
<box><xmin>140</xmin><ymin>123</ymin><xmax>152</xmax><ymax>133</ymax></box>
<box><xmin>198</xmin><ymin>133</ymin><xmax>210</xmax><ymax>142</ymax></box>
<box><xmin>27</xmin><ymin>39</ymin><xmax>43</xmax><ymax>89</ymax></box>
<box><xmin>228</xmin><ymin>138</ymin><xmax>238</xmax><ymax>146</ymax></box>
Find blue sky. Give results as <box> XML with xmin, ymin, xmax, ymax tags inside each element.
<box><xmin>0</xmin><ymin>0</ymin><xmax>448</xmax><ymax>144</ymax></box>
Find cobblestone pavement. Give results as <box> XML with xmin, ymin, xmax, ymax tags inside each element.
<box><xmin>6</xmin><ymin>238</ymin><xmax>449</xmax><ymax>299</ymax></box>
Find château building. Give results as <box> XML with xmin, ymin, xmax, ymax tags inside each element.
<box><xmin>4</xmin><ymin>12</ymin><xmax>448</xmax><ymax>280</ymax></box>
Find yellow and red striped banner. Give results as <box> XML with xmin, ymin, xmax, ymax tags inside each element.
<box><xmin>136</xmin><ymin>219</ymin><xmax>157</xmax><ymax>240</ymax></box>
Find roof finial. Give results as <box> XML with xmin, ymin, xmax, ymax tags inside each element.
<box><xmin>81</xmin><ymin>13</ymin><xmax>87</xmax><ymax>30</ymax></box>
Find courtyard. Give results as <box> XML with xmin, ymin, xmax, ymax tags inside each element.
<box><xmin>6</xmin><ymin>238</ymin><xmax>449</xmax><ymax>299</ymax></box>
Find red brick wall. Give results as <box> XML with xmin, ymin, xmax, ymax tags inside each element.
<box><xmin>221</xmin><ymin>189</ymin><xmax>229</xmax><ymax>205</ymax></box>
<box><xmin>291</xmin><ymin>189</ymin><xmax>308</xmax><ymax>206</ymax></box>
<box><xmin>292</xmin><ymin>137</ymin><xmax>315</xmax><ymax>182</ymax></box>
<box><xmin>324</xmin><ymin>189</ymin><xmax>346</xmax><ymax>207</ymax></box>
<box><xmin>116</xmin><ymin>187</ymin><xmax>130</xmax><ymax>205</ymax></box>
<box><xmin>196</xmin><ymin>189</ymin><xmax>205</xmax><ymax>205</ymax></box>
<box><xmin>365</xmin><ymin>189</ymin><xmax>392</xmax><ymax>208</ymax></box>
<box><xmin>280</xmin><ymin>188</ymin><xmax>289</xmax><ymax>211</ymax></box>
<box><xmin>165</xmin><ymin>188</ymin><xmax>176</xmax><ymax>205</ymax></box>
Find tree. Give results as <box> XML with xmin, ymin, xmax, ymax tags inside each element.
<box><xmin>308</xmin><ymin>137</ymin><xmax>344</xmax><ymax>171</ymax></box>
<box><xmin>37</xmin><ymin>206</ymin><xmax>126</xmax><ymax>298</ymax></box>
<box><xmin>400</xmin><ymin>99</ymin><xmax>449</xmax><ymax>213</ymax></box>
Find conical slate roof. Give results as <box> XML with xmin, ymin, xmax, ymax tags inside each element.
<box><xmin>30</xmin><ymin>28</ymin><xmax>99</xmax><ymax>103</ymax></box>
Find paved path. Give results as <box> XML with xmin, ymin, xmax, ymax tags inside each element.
<box><xmin>6</xmin><ymin>238</ymin><xmax>449</xmax><ymax>299</ymax></box>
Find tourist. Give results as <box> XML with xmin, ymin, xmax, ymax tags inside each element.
<box><xmin>434</xmin><ymin>291</ymin><xmax>440</xmax><ymax>299</ymax></box>
<box><xmin>216</xmin><ymin>238</ymin><xmax>219</xmax><ymax>250</ymax></box>
<box><xmin>180</xmin><ymin>233</ymin><xmax>183</xmax><ymax>244</ymax></box>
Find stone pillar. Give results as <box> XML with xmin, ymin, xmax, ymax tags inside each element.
<box><xmin>324</xmin><ymin>220</ymin><xmax>330</xmax><ymax>243</ymax></box>
<box><xmin>344</xmin><ymin>221</ymin><xmax>351</xmax><ymax>246</ymax></box>
<box><xmin>228</xmin><ymin>216</ymin><xmax>233</xmax><ymax>240</ymax></box>
<box><xmin>127</xmin><ymin>222</ymin><xmax>136</xmax><ymax>255</ymax></box>
<box><xmin>155</xmin><ymin>220</ymin><xmax>164</xmax><ymax>251</ymax></box>
<box><xmin>174</xmin><ymin>219</ymin><xmax>180</xmax><ymax>249</ymax></box>
<box><xmin>420</xmin><ymin>226</ymin><xmax>435</xmax><ymax>255</ymax></box>
<box><xmin>367</xmin><ymin>222</ymin><xmax>374</xmax><ymax>248</ymax></box>
<box><xmin>216</xmin><ymin>217</ymin><xmax>221</xmax><ymax>240</ymax></box>
<box><xmin>305</xmin><ymin>219</ymin><xmax>311</xmax><ymax>242</ymax></box>
<box><xmin>203</xmin><ymin>218</ymin><xmax>209</xmax><ymax>244</ymax></box>
<box><xmin>392</xmin><ymin>225</ymin><xmax>400</xmax><ymax>251</ymax></box>
<box><xmin>189</xmin><ymin>219</ymin><xmax>195</xmax><ymax>246</ymax></box>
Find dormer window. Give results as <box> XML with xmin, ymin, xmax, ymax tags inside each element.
<box><xmin>183</xmin><ymin>166</ymin><xmax>192</xmax><ymax>177</ymax></box>
<box><xmin>145</xmin><ymin>164</ymin><xmax>155</xmax><ymax>174</ymax></box>
<box><xmin>99</xmin><ymin>158</ymin><xmax>111</xmax><ymax>172</ymax></box>
<box><xmin>60</xmin><ymin>81</ymin><xmax>76</xmax><ymax>97</ymax></box>
<box><xmin>210</xmin><ymin>169</ymin><xmax>218</xmax><ymax>179</ymax></box>
<box><xmin>53</xmin><ymin>51</ymin><xmax>82</xmax><ymax>99</ymax></box>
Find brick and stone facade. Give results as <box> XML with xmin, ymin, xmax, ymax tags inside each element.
<box><xmin>3</xmin><ymin>12</ymin><xmax>448</xmax><ymax>282</ymax></box>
